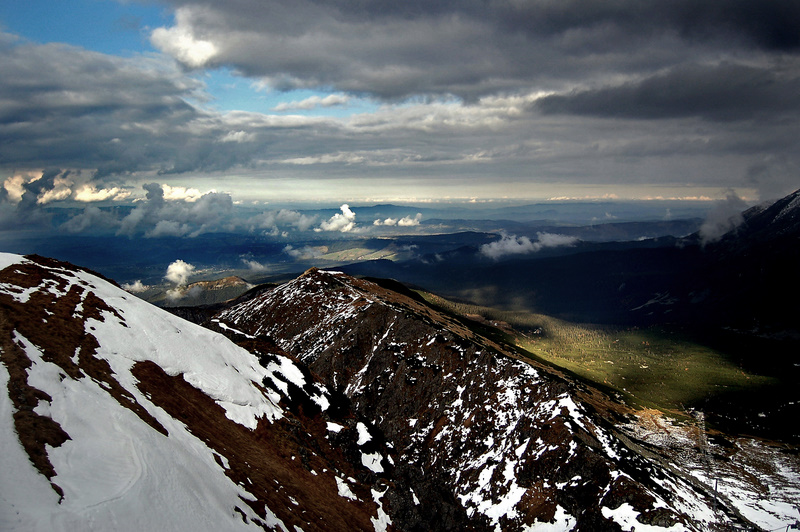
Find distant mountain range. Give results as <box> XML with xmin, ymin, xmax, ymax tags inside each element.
<box><xmin>2</xmin><ymin>253</ymin><xmax>799</xmax><ymax>530</ymax></box>
<box><xmin>340</xmin><ymin>189</ymin><xmax>800</xmax><ymax>340</ymax></box>
<box><xmin>2</xmin><ymin>199</ymin><xmax>713</xmax><ymax>286</ymax></box>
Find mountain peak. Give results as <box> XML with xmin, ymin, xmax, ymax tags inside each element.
<box><xmin>753</xmin><ymin>187</ymin><xmax>800</xmax><ymax>229</ymax></box>
<box><xmin>300</xmin><ymin>266</ymin><xmax>321</xmax><ymax>277</ymax></box>
<box><xmin>214</xmin><ymin>267</ymin><xmax>747</xmax><ymax>530</ymax></box>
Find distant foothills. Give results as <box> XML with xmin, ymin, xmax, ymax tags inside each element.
<box><xmin>96</xmin><ymin>189</ymin><xmax>798</xmax><ymax>340</ymax></box>
<box><xmin>1</xmin><ymin>196</ymin><xmax>720</xmax><ymax>285</ymax></box>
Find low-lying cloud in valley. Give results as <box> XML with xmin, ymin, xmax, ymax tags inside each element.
<box><xmin>374</xmin><ymin>213</ymin><xmax>422</xmax><ymax>227</ymax></box>
<box><xmin>121</xmin><ymin>280</ymin><xmax>148</xmax><ymax>293</ymax></box>
<box><xmin>164</xmin><ymin>259</ymin><xmax>198</xmax><ymax>302</ymax></box>
<box><xmin>481</xmin><ymin>232</ymin><xmax>579</xmax><ymax>260</ymax></box>
<box><xmin>698</xmin><ymin>191</ymin><xmax>749</xmax><ymax>245</ymax></box>
<box><xmin>241</xmin><ymin>258</ymin><xmax>268</xmax><ymax>272</ymax></box>
<box><xmin>283</xmin><ymin>245</ymin><xmax>327</xmax><ymax>260</ymax></box>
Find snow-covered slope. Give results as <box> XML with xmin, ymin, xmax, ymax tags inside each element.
<box><xmin>0</xmin><ymin>254</ymin><xmax>397</xmax><ymax>532</ymax></box>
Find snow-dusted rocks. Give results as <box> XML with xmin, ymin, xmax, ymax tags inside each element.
<box><xmin>215</xmin><ymin>268</ymin><xmax>747</xmax><ymax>531</ymax></box>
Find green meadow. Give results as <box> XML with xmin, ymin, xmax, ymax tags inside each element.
<box><xmin>418</xmin><ymin>291</ymin><xmax>774</xmax><ymax>414</ymax></box>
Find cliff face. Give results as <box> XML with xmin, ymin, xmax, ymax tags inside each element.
<box><xmin>213</xmin><ymin>268</ymin><xmax>719</xmax><ymax>531</ymax></box>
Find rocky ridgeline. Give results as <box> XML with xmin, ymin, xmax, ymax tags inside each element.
<box><xmin>214</xmin><ymin>267</ymin><xmax>731</xmax><ymax>531</ymax></box>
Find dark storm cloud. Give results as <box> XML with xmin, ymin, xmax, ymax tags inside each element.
<box><xmin>0</xmin><ymin>31</ymin><xmax>513</xmax><ymax>186</ymax></box>
<box><xmin>536</xmin><ymin>62</ymin><xmax>800</xmax><ymax>121</ymax></box>
<box><xmin>490</xmin><ymin>0</ymin><xmax>800</xmax><ymax>51</ymax></box>
<box><xmin>153</xmin><ymin>0</ymin><xmax>800</xmax><ymax>100</ymax></box>
<box><xmin>142</xmin><ymin>0</ymin><xmax>800</xmax><ymax>200</ymax></box>
<box><xmin>0</xmin><ymin>36</ymin><xmax>195</xmax><ymax>175</ymax></box>
<box><xmin>656</xmin><ymin>0</ymin><xmax>800</xmax><ymax>51</ymax></box>
<box><xmin>163</xmin><ymin>0</ymin><xmax>800</xmax><ymax>52</ymax></box>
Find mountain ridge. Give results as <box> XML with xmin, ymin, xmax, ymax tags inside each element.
<box><xmin>2</xmin><ymin>253</ymin><xmax>799</xmax><ymax>530</ymax></box>
<box><xmin>212</xmin><ymin>266</ymin><xmax>774</xmax><ymax>530</ymax></box>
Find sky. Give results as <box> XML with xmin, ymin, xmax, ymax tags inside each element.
<box><xmin>1</xmin><ymin>0</ymin><xmax>799</xmax><ymax>227</ymax></box>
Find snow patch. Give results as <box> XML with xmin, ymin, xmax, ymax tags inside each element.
<box><xmin>326</xmin><ymin>422</ymin><xmax>345</xmax><ymax>433</ymax></box>
<box><xmin>4</xmin><ymin>332</ymin><xmax>265</xmax><ymax>531</ymax></box>
<box><xmin>361</xmin><ymin>452</ymin><xmax>384</xmax><ymax>473</ymax></box>
<box><xmin>335</xmin><ymin>477</ymin><xmax>359</xmax><ymax>501</ymax></box>
<box><xmin>356</xmin><ymin>422</ymin><xmax>372</xmax><ymax>445</ymax></box>
<box><xmin>0</xmin><ymin>252</ymin><xmax>25</xmax><ymax>270</ymax></box>
<box><xmin>371</xmin><ymin>488</ymin><xmax>393</xmax><ymax>532</ymax></box>
<box><xmin>522</xmin><ymin>505</ymin><xmax>577</xmax><ymax>531</ymax></box>
<box><xmin>602</xmin><ymin>503</ymin><xmax>687</xmax><ymax>531</ymax></box>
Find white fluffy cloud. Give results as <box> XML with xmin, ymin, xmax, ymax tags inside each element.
<box><xmin>374</xmin><ymin>213</ymin><xmax>422</xmax><ymax>226</ymax></box>
<box><xmin>164</xmin><ymin>259</ymin><xmax>196</xmax><ymax>286</ymax></box>
<box><xmin>480</xmin><ymin>232</ymin><xmax>579</xmax><ymax>260</ymax></box>
<box><xmin>161</xmin><ymin>184</ymin><xmax>206</xmax><ymax>202</ymax></box>
<box><xmin>73</xmin><ymin>184</ymin><xmax>131</xmax><ymax>202</ymax></box>
<box><xmin>36</xmin><ymin>174</ymin><xmax>72</xmax><ymax>204</ymax></box>
<box><xmin>317</xmin><ymin>204</ymin><xmax>357</xmax><ymax>232</ymax></box>
<box><xmin>398</xmin><ymin>213</ymin><xmax>422</xmax><ymax>226</ymax></box>
<box><xmin>3</xmin><ymin>173</ymin><xmax>33</xmax><ymax>203</ymax></box>
<box><xmin>273</xmin><ymin>94</ymin><xmax>350</xmax><ymax>112</ymax></box>
<box><xmin>5</xmin><ymin>171</ymin><xmax>131</xmax><ymax>206</ymax></box>
<box><xmin>149</xmin><ymin>7</ymin><xmax>218</xmax><ymax>68</ymax></box>
<box><xmin>122</xmin><ymin>280</ymin><xmax>148</xmax><ymax>293</ymax></box>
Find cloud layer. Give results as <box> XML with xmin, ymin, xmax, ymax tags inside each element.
<box><xmin>151</xmin><ymin>0</ymin><xmax>800</xmax><ymax>100</ymax></box>
<box><xmin>1</xmin><ymin>0</ymin><xmax>800</xmax><ymax>204</ymax></box>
